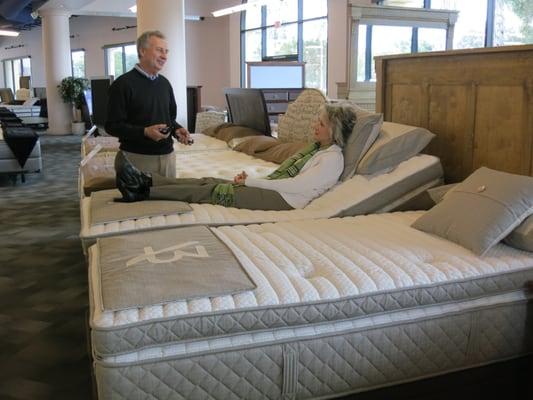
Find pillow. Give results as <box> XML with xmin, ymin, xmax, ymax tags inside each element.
<box><xmin>504</xmin><ymin>215</ymin><xmax>533</xmax><ymax>252</ymax></box>
<box><xmin>427</xmin><ymin>183</ymin><xmax>458</xmax><ymax>204</ymax></box>
<box><xmin>227</xmin><ymin>136</ymin><xmax>258</xmax><ymax>149</ymax></box>
<box><xmin>412</xmin><ymin>167</ymin><xmax>533</xmax><ymax>255</ymax></box>
<box><xmin>233</xmin><ymin>135</ymin><xmax>279</xmax><ymax>155</ymax></box>
<box><xmin>339</xmin><ymin>113</ymin><xmax>382</xmax><ymax>181</ymax></box>
<box><xmin>215</xmin><ymin>125</ymin><xmax>264</xmax><ymax>143</ymax></box>
<box><xmin>356</xmin><ymin>121</ymin><xmax>435</xmax><ymax>175</ymax></box>
<box><xmin>253</xmin><ymin>141</ymin><xmax>307</xmax><ymax>164</ymax></box>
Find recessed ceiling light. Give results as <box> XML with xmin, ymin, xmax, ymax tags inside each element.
<box><xmin>0</xmin><ymin>30</ymin><xmax>19</xmax><ymax>37</ymax></box>
<box><xmin>212</xmin><ymin>0</ymin><xmax>268</xmax><ymax>17</ymax></box>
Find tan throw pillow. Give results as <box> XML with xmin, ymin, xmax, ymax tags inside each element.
<box><xmin>427</xmin><ymin>183</ymin><xmax>458</xmax><ymax>204</ymax></box>
<box><xmin>356</xmin><ymin>122</ymin><xmax>435</xmax><ymax>175</ymax></box>
<box><xmin>254</xmin><ymin>141</ymin><xmax>307</xmax><ymax>164</ymax></box>
<box><xmin>412</xmin><ymin>167</ymin><xmax>533</xmax><ymax>255</ymax></box>
<box><xmin>233</xmin><ymin>136</ymin><xmax>279</xmax><ymax>155</ymax></box>
<box><xmin>215</xmin><ymin>125</ymin><xmax>264</xmax><ymax>143</ymax></box>
<box><xmin>504</xmin><ymin>215</ymin><xmax>533</xmax><ymax>252</ymax></box>
<box><xmin>339</xmin><ymin>113</ymin><xmax>382</xmax><ymax>181</ymax></box>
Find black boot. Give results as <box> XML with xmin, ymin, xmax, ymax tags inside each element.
<box><xmin>114</xmin><ymin>151</ymin><xmax>152</xmax><ymax>202</ymax></box>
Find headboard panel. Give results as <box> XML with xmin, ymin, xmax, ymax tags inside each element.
<box><xmin>375</xmin><ymin>45</ymin><xmax>533</xmax><ymax>182</ymax></box>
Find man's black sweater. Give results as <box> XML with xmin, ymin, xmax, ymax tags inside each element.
<box><xmin>105</xmin><ymin>69</ymin><xmax>182</xmax><ymax>155</ymax></box>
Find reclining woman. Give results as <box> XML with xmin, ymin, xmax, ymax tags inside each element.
<box><xmin>115</xmin><ymin>103</ymin><xmax>357</xmax><ymax>210</ymax></box>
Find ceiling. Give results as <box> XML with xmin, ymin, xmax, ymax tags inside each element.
<box><xmin>0</xmin><ymin>0</ymin><xmax>49</xmax><ymax>31</ymax></box>
<box><xmin>0</xmin><ymin>0</ymin><xmax>138</xmax><ymax>32</ymax></box>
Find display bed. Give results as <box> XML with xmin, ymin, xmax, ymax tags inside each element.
<box><xmin>89</xmin><ymin>212</ymin><xmax>533</xmax><ymax>399</ymax></box>
<box><xmin>81</xmin><ymin>133</ymin><xmax>229</xmax><ymax>157</ymax></box>
<box><xmin>78</xmin><ymin>137</ymin><xmax>266</xmax><ymax>198</ymax></box>
<box><xmin>80</xmin><ymin>154</ymin><xmax>442</xmax><ymax>251</ymax></box>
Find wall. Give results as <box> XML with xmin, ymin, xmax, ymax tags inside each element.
<box><xmin>0</xmin><ymin>0</ymin><xmax>234</xmax><ymax>109</ymax></box>
<box><xmin>0</xmin><ymin>0</ymin><xmax>370</xmax><ymax>108</ymax></box>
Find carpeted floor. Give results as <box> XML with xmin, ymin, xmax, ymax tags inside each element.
<box><xmin>0</xmin><ymin>135</ymin><xmax>531</xmax><ymax>400</ymax></box>
<box><xmin>0</xmin><ymin>135</ymin><xmax>91</xmax><ymax>400</ymax></box>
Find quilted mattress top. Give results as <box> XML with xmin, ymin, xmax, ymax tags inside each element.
<box><xmin>89</xmin><ymin>211</ymin><xmax>533</xmax><ymax>357</ymax></box>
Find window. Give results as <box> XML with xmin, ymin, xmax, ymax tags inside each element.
<box><xmin>384</xmin><ymin>0</ymin><xmax>533</xmax><ymax>47</ymax></box>
<box><xmin>104</xmin><ymin>43</ymin><xmax>137</xmax><ymax>78</ymax></box>
<box><xmin>493</xmin><ymin>0</ymin><xmax>533</xmax><ymax>46</ymax></box>
<box><xmin>353</xmin><ymin>6</ymin><xmax>455</xmax><ymax>82</ymax></box>
<box><xmin>2</xmin><ymin>56</ymin><xmax>31</xmax><ymax>93</ymax></box>
<box><xmin>241</xmin><ymin>0</ymin><xmax>328</xmax><ymax>91</ymax></box>
<box><xmin>71</xmin><ymin>49</ymin><xmax>86</xmax><ymax>78</ymax></box>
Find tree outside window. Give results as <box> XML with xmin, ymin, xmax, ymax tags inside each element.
<box><xmin>105</xmin><ymin>44</ymin><xmax>137</xmax><ymax>78</ymax></box>
<box><xmin>72</xmin><ymin>50</ymin><xmax>85</xmax><ymax>78</ymax></box>
<box><xmin>241</xmin><ymin>0</ymin><xmax>328</xmax><ymax>91</ymax></box>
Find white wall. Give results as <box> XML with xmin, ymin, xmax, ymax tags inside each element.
<box><xmin>0</xmin><ymin>0</ymin><xmax>234</xmax><ymax>109</ymax></box>
<box><xmin>0</xmin><ymin>0</ymin><xmax>368</xmax><ymax>108</ymax></box>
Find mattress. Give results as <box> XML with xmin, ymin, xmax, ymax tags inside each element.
<box><xmin>81</xmin><ymin>133</ymin><xmax>228</xmax><ymax>157</ymax></box>
<box><xmin>80</xmin><ymin>154</ymin><xmax>443</xmax><ymax>250</ymax></box>
<box><xmin>90</xmin><ymin>212</ymin><xmax>533</xmax><ymax>399</ymax></box>
<box><xmin>78</xmin><ymin>141</ymin><xmax>273</xmax><ymax>198</ymax></box>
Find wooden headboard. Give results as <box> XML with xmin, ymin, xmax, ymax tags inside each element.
<box><xmin>375</xmin><ymin>45</ymin><xmax>533</xmax><ymax>183</ymax></box>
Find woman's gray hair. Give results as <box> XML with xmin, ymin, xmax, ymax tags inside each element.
<box><xmin>137</xmin><ymin>30</ymin><xmax>166</xmax><ymax>58</ymax></box>
<box><xmin>320</xmin><ymin>103</ymin><xmax>357</xmax><ymax>148</ymax></box>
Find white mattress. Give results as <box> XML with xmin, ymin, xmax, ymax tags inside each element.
<box><xmin>174</xmin><ymin>147</ymin><xmax>277</xmax><ymax>179</ymax></box>
<box><xmin>173</xmin><ymin>133</ymin><xmax>229</xmax><ymax>153</ymax></box>
<box><xmin>78</xmin><ymin>136</ymin><xmax>266</xmax><ymax>198</ymax></box>
<box><xmin>81</xmin><ymin>133</ymin><xmax>229</xmax><ymax>157</ymax></box>
<box><xmin>100</xmin><ymin>291</ymin><xmax>528</xmax><ymax>364</ymax></box>
<box><xmin>80</xmin><ymin>154</ymin><xmax>441</xmax><ymax>243</ymax></box>
<box><xmin>90</xmin><ymin>211</ymin><xmax>533</xmax><ymax>330</ymax></box>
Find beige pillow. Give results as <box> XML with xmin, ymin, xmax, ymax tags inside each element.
<box><xmin>504</xmin><ymin>215</ymin><xmax>533</xmax><ymax>252</ymax></box>
<box><xmin>215</xmin><ymin>125</ymin><xmax>264</xmax><ymax>143</ymax></box>
<box><xmin>339</xmin><ymin>113</ymin><xmax>382</xmax><ymax>181</ymax></box>
<box><xmin>253</xmin><ymin>141</ymin><xmax>307</xmax><ymax>164</ymax></box>
<box><xmin>427</xmin><ymin>183</ymin><xmax>458</xmax><ymax>204</ymax></box>
<box><xmin>233</xmin><ymin>136</ymin><xmax>279</xmax><ymax>155</ymax></box>
<box><xmin>356</xmin><ymin>122</ymin><xmax>435</xmax><ymax>175</ymax></box>
<box><xmin>412</xmin><ymin>167</ymin><xmax>533</xmax><ymax>255</ymax></box>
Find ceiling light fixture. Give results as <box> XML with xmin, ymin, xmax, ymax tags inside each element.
<box><xmin>129</xmin><ymin>5</ymin><xmax>137</xmax><ymax>13</ymax></box>
<box><xmin>212</xmin><ymin>0</ymin><xmax>268</xmax><ymax>17</ymax></box>
<box><xmin>0</xmin><ymin>30</ymin><xmax>19</xmax><ymax>37</ymax></box>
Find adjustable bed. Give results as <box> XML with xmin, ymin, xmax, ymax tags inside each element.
<box><xmin>88</xmin><ymin>212</ymin><xmax>533</xmax><ymax>399</ymax></box>
<box><xmin>78</xmin><ymin>139</ymin><xmax>274</xmax><ymax>198</ymax></box>
<box><xmin>80</xmin><ymin>154</ymin><xmax>443</xmax><ymax>252</ymax></box>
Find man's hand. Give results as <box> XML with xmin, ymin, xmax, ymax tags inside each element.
<box><xmin>233</xmin><ymin>171</ymin><xmax>248</xmax><ymax>185</ymax></box>
<box><xmin>175</xmin><ymin>127</ymin><xmax>192</xmax><ymax>145</ymax></box>
<box><xmin>144</xmin><ymin>124</ymin><xmax>170</xmax><ymax>142</ymax></box>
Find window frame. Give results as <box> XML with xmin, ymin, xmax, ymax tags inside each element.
<box><xmin>2</xmin><ymin>55</ymin><xmax>31</xmax><ymax>94</ymax></box>
<box><xmin>349</xmin><ymin>3</ymin><xmax>458</xmax><ymax>83</ymax></box>
<box><xmin>240</xmin><ymin>0</ymin><xmax>328</xmax><ymax>89</ymax></box>
<box><xmin>103</xmin><ymin>42</ymin><xmax>136</xmax><ymax>78</ymax></box>
<box><xmin>71</xmin><ymin>48</ymin><xmax>86</xmax><ymax>78</ymax></box>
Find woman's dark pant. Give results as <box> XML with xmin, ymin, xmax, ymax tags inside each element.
<box><xmin>149</xmin><ymin>175</ymin><xmax>293</xmax><ymax>211</ymax></box>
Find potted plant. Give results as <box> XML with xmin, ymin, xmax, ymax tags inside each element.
<box><xmin>57</xmin><ymin>76</ymin><xmax>89</xmax><ymax>135</ymax></box>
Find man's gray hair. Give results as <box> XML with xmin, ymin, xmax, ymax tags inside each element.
<box><xmin>320</xmin><ymin>103</ymin><xmax>357</xmax><ymax>148</ymax></box>
<box><xmin>137</xmin><ymin>30</ymin><xmax>166</xmax><ymax>58</ymax></box>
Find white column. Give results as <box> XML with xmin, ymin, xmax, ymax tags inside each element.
<box><xmin>40</xmin><ymin>8</ymin><xmax>72</xmax><ymax>135</ymax></box>
<box><xmin>137</xmin><ymin>0</ymin><xmax>188</xmax><ymax>128</ymax></box>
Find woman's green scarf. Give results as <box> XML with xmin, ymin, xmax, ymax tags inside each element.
<box><xmin>211</xmin><ymin>141</ymin><xmax>323</xmax><ymax>207</ymax></box>
<box><xmin>267</xmin><ymin>141</ymin><xmax>321</xmax><ymax>180</ymax></box>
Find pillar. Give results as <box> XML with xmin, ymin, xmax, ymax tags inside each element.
<box><xmin>137</xmin><ymin>0</ymin><xmax>188</xmax><ymax>128</ymax></box>
<box><xmin>40</xmin><ymin>8</ymin><xmax>72</xmax><ymax>135</ymax></box>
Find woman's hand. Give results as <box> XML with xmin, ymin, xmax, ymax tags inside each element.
<box><xmin>233</xmin><ymin>171</ymin><xmax>248</xmax><ymax>185</ymax></box>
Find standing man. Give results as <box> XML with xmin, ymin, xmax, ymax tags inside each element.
<box><xmin>105</xmin><ymin>30</ymin><xmax>190</xmax><ymax>178</ymax></box>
